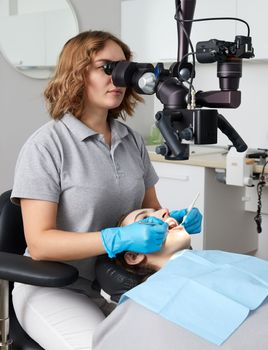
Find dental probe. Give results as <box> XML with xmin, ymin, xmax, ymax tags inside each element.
<box><xmin>180</xmin><ymin>192</ymin><xmax>200</xmax><ymax>225</ymax></box>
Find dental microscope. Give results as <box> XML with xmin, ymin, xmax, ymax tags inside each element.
<box><xmin>104</xmin><ymin>0</ymin><xmax>268</xmax><ymax>231</ymax></box>
<box><xmin>104</xmin><ymin>0</ymin><xmax>254</xmax><ymax>161</ymax></box>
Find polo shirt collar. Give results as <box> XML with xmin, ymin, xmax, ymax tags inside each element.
<box><xmin>61</xmin><ymin>114</ymin><xmax>98</xmax><ymax>141</ymax></box>
<box><xmin>109</xmin><ymin>118</ymin><xmax>129</xmax><ymax>140</ymax></box>
<box><xmin>61</xmin><ymin>114</ymin><xmax>129</xmax><ymax>142</ymax></box>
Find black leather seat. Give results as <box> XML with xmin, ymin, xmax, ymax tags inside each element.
<box><xmin>0</xmin><ymin>190</ymin><xmax>78</xmax><ymax>349</ymax></box>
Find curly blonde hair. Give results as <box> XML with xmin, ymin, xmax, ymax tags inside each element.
<box><xmin>44</xmin><ymin>30</ymin><xmax>143</xmax><ymax>120</ymax></box>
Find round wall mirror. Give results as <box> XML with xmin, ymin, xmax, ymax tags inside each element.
<box><xmin>0</xmin><ymin>0</ymin><xmax>79</xmax><ymax>79</ymax></box>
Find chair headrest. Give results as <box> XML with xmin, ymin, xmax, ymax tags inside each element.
<box><xmin>95</xmin><ymin>255</ymin><xmax>142</xmax><ymax>303</ymax></box>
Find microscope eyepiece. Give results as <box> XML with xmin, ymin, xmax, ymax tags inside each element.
<box><xmin>103</xmin><ymin>61</ymin><xmax>118</xmax><ymax>75</ymax></box>
<box><xmin>103</xmin><ymin>60</ymin><xmax>156</xmax><ymax>94</ymax></box>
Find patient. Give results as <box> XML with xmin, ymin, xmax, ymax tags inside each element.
<box><xmin>105</xmin><ymin>209</ymin><xmax>268</xmax><ymax>346</ymax></box>
<box><xmin>94</xmin><ymin>208</ymin><xmax>268</xmax><ymax>349</ymax></box>
<box><xmin>114</xmin><ymin>207</ymin><xmax>191</xmax><ymax>279</ymax></box>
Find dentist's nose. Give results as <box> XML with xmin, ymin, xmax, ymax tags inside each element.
<box><xmin>111</xmin><ymin>75</ymin><xmax>116</xmax><ymax>85</ymax></box>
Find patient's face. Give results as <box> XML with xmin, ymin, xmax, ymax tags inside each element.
<box><xmin>121</xmin><ymin>208</ymin><xmax>191</xmax><ymax>257</ymax></box>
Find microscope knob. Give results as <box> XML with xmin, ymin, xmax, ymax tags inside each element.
<box><xmin>155</xmin><ymin>144</ymin><xmax>168</xmax><ymax>156</ymax></box>
<box><xmin>180</xmin><ymin>127</ymin><xmax>193</xmax><ymax>141</ymax></box>
<box><xmin>138</xmin><ymin>72</ymin><xmax>156</xmax><ymax>94</ymax></box>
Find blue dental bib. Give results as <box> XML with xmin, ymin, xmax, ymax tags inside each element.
<box><xmin>120</xmin><ymin>250</ymin><xmax>268</xmax><ymax>345</ymax></box>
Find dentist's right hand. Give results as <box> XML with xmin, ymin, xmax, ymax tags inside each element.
<box><xmin>101</xmin><ymin>217</ymin><xmax>168</xmax><ymax>258</ymax></box>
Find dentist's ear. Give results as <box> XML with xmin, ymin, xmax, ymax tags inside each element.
<box><xmin>124</xmin><ymin>252</ymin><xmax>146</xmax><ymax>265</ymax></box>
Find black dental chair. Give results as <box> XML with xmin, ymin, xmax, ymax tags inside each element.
<box><xmin>0</xmin><ymin>189</ymin><xmax>142</xmax><ymax>349</ymax></box>
<box><xmin>0</xmin><ymin>190</ymin><xmax>79</xmax><ymax>349</ymax></box>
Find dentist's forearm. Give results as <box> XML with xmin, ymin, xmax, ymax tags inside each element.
<box><xmin>28</xmin><ymin>229</ymin><xmax>106</xmax><ymax>261</ymax></box>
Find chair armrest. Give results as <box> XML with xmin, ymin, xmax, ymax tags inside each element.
<box><xmin>0</xmin><ymin>252</ymin><xmax>78</xmax><ymax>287</ymax></box>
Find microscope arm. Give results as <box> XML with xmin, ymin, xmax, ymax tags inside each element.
<box><xmin>176</xmin><ymin>0</ymin><xmax>196</xmax><ymax>62</ymax></box>
<box><xmin>196</xmin><ymin>90</ymin><xmax>241</xmax><ymax>109</ymax></box>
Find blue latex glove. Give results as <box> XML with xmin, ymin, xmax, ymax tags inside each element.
<box><xmin>101</xmin><ymin>217</ymin><xmax>168</xmax><ymax>258</ymax></box>
<box><xmin>169</xmin><ymin>208</ymin><xmax>202</xmax><ymax>234</ymax></box>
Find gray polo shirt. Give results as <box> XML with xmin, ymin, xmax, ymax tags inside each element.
<box><xmin>11</xmin><ymin>114</ymin><xmax>158</xmax><ymax>283</ymax></box>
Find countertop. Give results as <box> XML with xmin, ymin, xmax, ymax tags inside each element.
<box><xmin>147</xmin><ymin>145</ymin><xmax>268</xmax><ymax>174</ymax></box>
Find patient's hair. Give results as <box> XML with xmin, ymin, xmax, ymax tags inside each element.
<box><xmin>114</xmin><ymin>253</ymin><xmax>156</xmax><ymax>282</ymax></box>
<box><xmin>44</xmin><ymin>30</ymin><xmax>143</xmax><ymax>120</ymax></box>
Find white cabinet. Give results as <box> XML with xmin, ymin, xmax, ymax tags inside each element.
<box><xmin>152</xmin><ymin>161</ymin><xmax>258</xmax><ymax>253</ymax></box>
<box><xmin>121</xmin><ymin>0</ymin><xmax>266</xmax><ymax>61</ymax></box>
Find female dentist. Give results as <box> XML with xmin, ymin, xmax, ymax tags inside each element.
<box><xmin>11</xmin><ymin>30</ymin><xmax>202</xmax><ymax>349</ymax></box>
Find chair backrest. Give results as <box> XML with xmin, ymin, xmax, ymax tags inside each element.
<box><xmin>0</xmin><ymin>190</ymin><xmax>26</xmax><ymax>254</ymax></box>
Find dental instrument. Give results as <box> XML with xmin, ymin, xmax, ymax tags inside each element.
<box><xmin>180</xmin><ymin>192</ymin><xmax>200</xmax><ymax>225</ymax></box>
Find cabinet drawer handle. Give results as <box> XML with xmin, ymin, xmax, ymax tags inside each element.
<box><xmin>159</xmin><ymin>175</ymin><xmax>189</xmax><ymax>182</ymax></box>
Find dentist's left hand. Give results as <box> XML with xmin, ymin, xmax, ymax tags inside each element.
<box><xmin>170</xmin><ymin>208</ymin><xmax>203</xmax><ymax>234</ymax></box>
<box><xmin>101</xmin><ymin>217</ymin><xmax>168</xmax><ymax>258</ymax></box>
